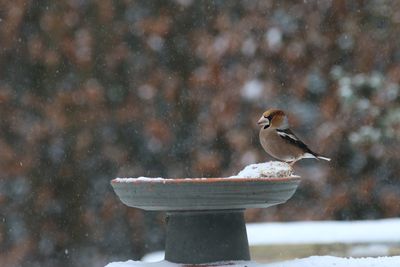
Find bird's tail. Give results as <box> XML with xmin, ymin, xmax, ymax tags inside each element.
<box><xmin>316</xmin><ymin>156</ymin><xmax>331</xmax><ymax>161</ymax></box>
<box><xmin>304</xmin><ymin>153</ymin><xmax>331</xmax><ymax>161</ymax></box>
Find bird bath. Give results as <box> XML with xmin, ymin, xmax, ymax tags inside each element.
<box><xmin>111</xmin><ymin>167</ymin><xmax>300</xmax><ymax>264</ymax></box>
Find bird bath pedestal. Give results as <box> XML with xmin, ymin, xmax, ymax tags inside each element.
<box><xmin>111</xmin><ymin>176</ymin><xmax>300</xmax><ymax>264</ymax></box>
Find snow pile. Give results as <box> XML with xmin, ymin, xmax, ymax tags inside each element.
<box><xmin>231</xmin><ymin>161</ymin><xmax>294</xmax><ymax>178</ymax></box>
<box><xmin>141</xmin><ymin>251</ymin><xmax>165</xmax><ymax>262</ymax></box>
<box><xmin>106</xmin><ymin>256</ymin><xmax>400</xmax><ymax>267</ymax></box>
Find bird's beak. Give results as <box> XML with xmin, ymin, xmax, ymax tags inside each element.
<box><xmin>257</xmin><ymin>116</ymin><xmax>269</xmax><ymax>126</ymax></box>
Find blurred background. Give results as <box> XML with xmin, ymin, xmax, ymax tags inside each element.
<box><xmin>1</xmin><ymin>0</ymin><xmax>399</xmax><ymax>266</ymax></box>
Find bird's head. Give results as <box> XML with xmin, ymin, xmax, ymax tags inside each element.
<box><xmin>257</xmin><ymin>109</ymin><xmax>288</xmax><ymax>129</ymax></box>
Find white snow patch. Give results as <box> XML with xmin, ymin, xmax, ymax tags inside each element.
<box><xmin>247</xmin><ymin>218</ymin><xmax>400</xmax><ymax>245</ymax></box>
<box><xmin>114</xmin><ymin>177</ymin><xmax>164</xmax><ymax>182</ymax></box>
<box><xmin>105</xmin><ymin>260</ymin><xmax>172</xmax><ymax>267</ymax></box>
<box><xmin>241</xmin><ymin>79</ymin><xmax>264</xmax><ymax>101</ymax></box>
<box><xmin>349</xmin><ymin>126</ymin><xmax>381</xmax><ymax>144</ymax></box>
<box><xmin>114</xmin><ymin>177</ymin><xmax>213</xmax><ymax>182</ymax></box>
<box><xmin>213</xmin><ymin>35</ymin><xmax>230</xmax><ymax>56</ymax></box>
<box><xmin>349</xmin><ymin>244</ymin><xmax>390</xmax><ymax>257</ymax></box>
<box><xmin>106</xmin><ymin>256</ymin><xmax>400</xmax><ymax>267</ymax></box>
<box><xmin>266</xmin><ymin>256</ymin><xmax>400</xmax><ymax>267</ymax></box>
<box><xmin>265</xmin><ymin>27</ymin><xmax>282</xmax><ymax>51</ymax></box>
<box><xmin>141</xmin><ymin>251</ymin><xmax>165</xmax><ymax>262</ymax></box>
<box><xmin>230</xmin><ymin>161</ymin><xmax>294</xmax><ymax>178</ymax></box>
<box><xmin>147</xmin><ymin>35</ymin><xmax>164</xmax><ymax>51</ymax></box>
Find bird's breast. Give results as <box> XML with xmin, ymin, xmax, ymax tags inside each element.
<box><xmin>259</xmin><ymin>129</ymin><xmax>300</xmax><ymax>162</ymax></box>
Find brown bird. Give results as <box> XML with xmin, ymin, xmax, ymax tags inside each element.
<box><xmin>257</xmin><ymin>109</ymin><xmax>330</xmax><ymax>165</ymax></box>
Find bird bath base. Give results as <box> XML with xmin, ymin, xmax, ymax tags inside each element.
<box><xmin>111</xmin><ymin>176</ymin><xmax>300</xmax><ymax>264</ymax></box>
<box><xmin>165</xmin><ymin>210</ymin><xmax>249</xmax><ymax>263</ymax></box>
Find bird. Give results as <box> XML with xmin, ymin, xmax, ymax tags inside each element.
<box><xmin>257</xmin><ymin>108</ymin><xmax>330</xmax><ymax>165</ymax></box>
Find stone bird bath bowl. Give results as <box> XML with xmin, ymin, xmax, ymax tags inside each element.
<box><xmin>111</xmin><ymin>162</ymin><xmax>300</xmax><ymax>264</ymax></box>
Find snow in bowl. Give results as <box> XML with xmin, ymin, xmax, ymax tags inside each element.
<box><xmin>111</xmin><ymin>161</ymin><xmax>300</xmax><ymax>211</ymax></box>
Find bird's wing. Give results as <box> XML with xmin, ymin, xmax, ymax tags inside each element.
<box><xmin>276</xmin><ymin>128</ymin><xmax>315</xmax><ymax>155</ymax></box>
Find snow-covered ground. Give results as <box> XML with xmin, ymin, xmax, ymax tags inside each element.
<box><xmin>247</xmin><ymin>218</ymin><xmax>400</xmax><ymax>245</ymax></box>
<box><xmin>107</xmin><ymin>256</ymin><xmax>400</xmax><ymax>267</ymax></box>
<box><xmin>106</xmin><ymin>218</ymin><xmax>400</xmax><ymax>267</ymax></box>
